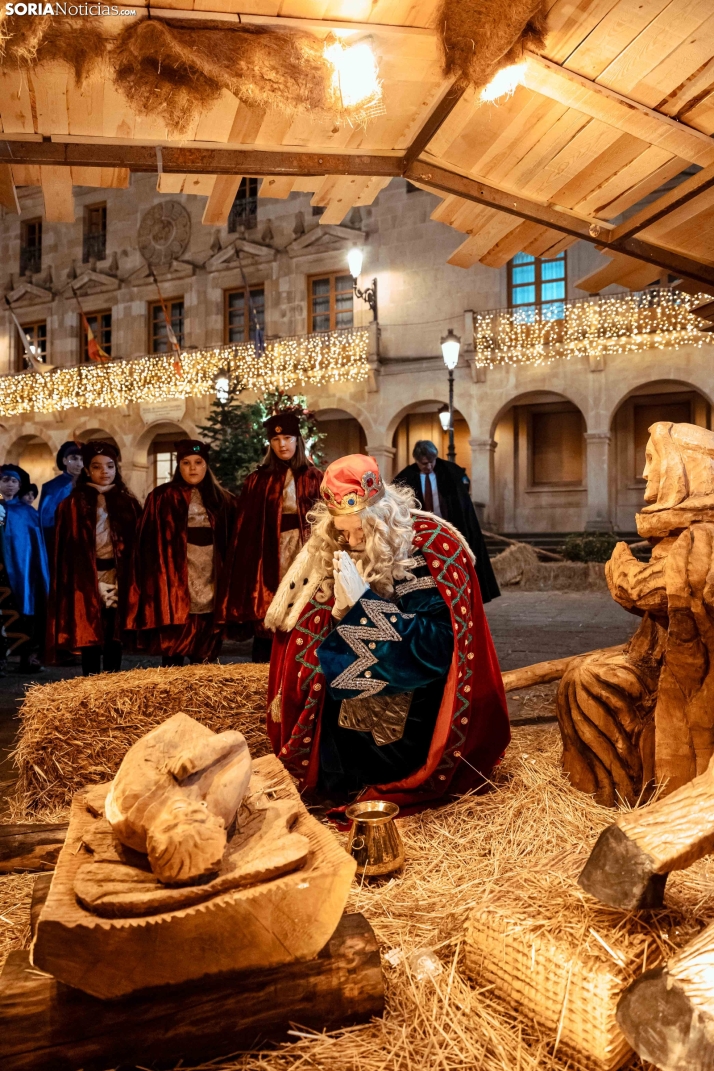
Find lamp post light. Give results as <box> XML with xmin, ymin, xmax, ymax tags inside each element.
<box><xmin>347</xmin><ymin>247</ymin><xmax>378</xmax><ymax>322</ymax></box>
<box><xmin>440</xmin><ymin>328</ymin><xmax>461</xmax><ymax>463</ymax></box>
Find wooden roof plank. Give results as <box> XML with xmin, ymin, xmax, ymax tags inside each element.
<box><xmin>679</xmin><ymin>88</ymin><xmax>714</xmax><ymax>136</ymax></box>
<box><xmin>352</xmin><ymin>176</ymin><xmax>391</xmax><ymax>205</ymax></box>
<box><xmin>544</xmin><ymin>0</ymin><xmax>621</xmax><ymax>66</ymax></box>
<box><xmin>10</xmin><ymin>165</ymin><xmax>41</xmax><ymax>187</ymax></box>
<box><xmin>66</xmin><ymin>75</ymin><xmax>104</xmax><ymax>139</ymax></box>
<box><xmin>156</xmin><ymin>174</ymin><xmax>186</xmax><ymax>193</ymax></box>
<box><xmin>563</xmin><ymin>0</ymin><xmax>673</xmax><ymax>80</ymax></box>
<box><xmin>658</xmin><ymin>57</ymin><xmax>714</xmax><ymax>122</ymax></box>
<box><xmin>595</xmin><ymin>155</ymin><xmax>688</xmax><ymax>218</ymax></box>
<box><xmin>521</xmin><ymin>226</ymin><xmax>567</xmax><ymax>256</ymax></box>
<box><xmin>540</xmin><ymin>234</ymin><xmax>578</xmax><ymax>257</ymax></box>
<box><xmin>553</xmin><ymin>131</ymin><xmax>649</xmax><ymax>208</ymax></box>
<box><xmin>523</xmin><ymin>52</ymin><xmax>714</xmax><ymax>165</ymax></box>
<box><xmin>181</xmin><ymin>173</ymin><xmax>218</xmax><ymax>196</ymax></box>
<box><xmin>638</xmin><ymin>183</ymin><xmax>714</xmax><ymax>240</ymax></box>
<box><xmin>575</xmin><ymin>250</ymin><xmax>643</xmax><ymax>291</ymax></box>
<box><xmin>30</xmin><ymin>63</ymin><xmax>69</xmax><ymax>137</ymax></box>
<box><xmin>202</xmin><ymin>174</ymin><xmax>241</xmax><ymax>225</ymax></box>
<box><xmin>489</xmin><ymin>108</ymin><xmax>592</xmax><ymax>196</ymax></box>
<box><xmin>611</xmin><ymin>159</ymin><xmax>714</xmax><ymax>240</ymax></box>
<box><xmin>259</xmin><ymin>176</ymin><xmax>296</xmax><ymax>198</ymax></box>
<box><xmin>567</xmin><ymin>144</ymin><xmax>676</xmax><ymax>218</ymax></box>
<box><xmin>629</xmin><ymin>10</ymin><xmax>714</xmax><ymax>109</ymax></box>
<box><xmin>0</xmin><ymin>163</ymin><xmax>19</xmax><ymax>213</ymax></box>
<box><xmin>193</xmin><ymin>90</ymin><xmax>240</xmax><ymax>143</ymax></box>
<box><xmin>70</xmin><ymin>166</ymin><xmax>130</xmax><ymax>188</ymax></box>
<box><xmin>595</xmin><ymin>0</ymin><xmax>714</xmax><ymax>97</ymax></box>
<box><xmin>446</xmin><ymin>212</ymin><xmax>522</xmax><ymax>266</ymax></box>
<box><xmin>519</xmin><ymin>117</ymin><xmax>620</xmax><ymax>202</ymax></box>
<box><xmin>40</xmin><ymin>164</ymin><xmax>75</xmax><ymax>222</ymax></box>
<box><xmin>0</xmin><ymin>69</ymin><xmax>34</xmax><ymax>136</ymax></box>
<box><xmin>478</xmin><ymin>220</ymin><xmax>549</xmax><ymax>268</ymax></box>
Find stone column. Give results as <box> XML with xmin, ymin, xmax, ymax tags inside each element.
<box><xmin>365</xmin><ymin>443</ymin><xmax>396</xmax><ymax>482</ymax></box>
<box><xmin>584</xmin><ymin>431</ymin><xmax>612</xmax><ymax>531</ymax></box>
<box><xmin>469</xmin><ymin>437</ymin><xmax>496</xmax><ymax>524</ymax></box>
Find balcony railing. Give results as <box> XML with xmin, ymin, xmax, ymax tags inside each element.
<box><xmin>0</xmin><ymin>327</ymin><xmax>370</xmax><ymax>417</ymax></box>
<box><xmin>474</xmin><ymin>288</ymin><xmax>714</xmax><ymax>368</ymax></box>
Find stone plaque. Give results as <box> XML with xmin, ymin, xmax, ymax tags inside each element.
<box><xmin>138</xmin><ymin>201</ymin><xmax>191</xmax><ymax>267</ymax></box>
<box><xmin>139</xmin><ymin>399</ymin><xmax>187</xmax><ymax>424</ymax></box>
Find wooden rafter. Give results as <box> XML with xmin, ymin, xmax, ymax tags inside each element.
<box><xmin>0</xmin><ymin>142</ymin><xmax>403</xmax><ymax>177</ymax></box>
<box><xmin>523</xmin><ymin>52</ymin><xmax>714</xmax><ymax>167</ymax></box>
<box><xmin>150</xmin><ymin>8</ymin><xmax>435</xmax><ymax>36</ymax></box>
<box><xmin>402</xmin><ymin>80</ymin><xmax>468</xmax><ymax>169</ymax></box>
<box><xmin>610</xmin><ymin>162</ymin><xmax>714</xmax><ymax>242</ymax></box>
<box><xmin>405</xmin><ymin>159</ymin><xmax>714</xmax><ymax>288</ymax></box>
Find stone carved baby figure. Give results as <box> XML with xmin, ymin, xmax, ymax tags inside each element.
<box><xmin>105</xmin><ymin>712</ymin><xmax>252</xmax><ymax>884</ymax></box>
<box><xmin>557</xmin><ymin>421</ymin><xmax>714</xmax><ymax>807</ymax></box>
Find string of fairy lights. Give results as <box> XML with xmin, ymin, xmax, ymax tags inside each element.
<box><xmin>0</xmin><ymin>327</ymin><xmax>370</xmax><ymax>417</ymax></box>
<box><xmin>473</xmin><ymin>289</ymin><xmax>714</xmax><ymax>368</ymax></box>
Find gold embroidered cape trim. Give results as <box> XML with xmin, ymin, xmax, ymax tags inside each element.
<box><xmin>331</xmin><ymin>597</ymin><xmax>414</xmax><ymax>698</ymax></box>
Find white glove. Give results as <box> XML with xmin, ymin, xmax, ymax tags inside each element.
<box><xmin>98</xmin><ymin>581</ymin><xmax>119</xmax><ymax>609</ymax></box>
<box><xmin>332</xmin><ymin>550</ymin><xmax>368</xmax><ymax>615</ymax></box>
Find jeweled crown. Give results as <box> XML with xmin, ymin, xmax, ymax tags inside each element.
<box><xmin>320</xmin><ymin>455</ymin><xmax>385</xmax><ymax>516</ymax></box>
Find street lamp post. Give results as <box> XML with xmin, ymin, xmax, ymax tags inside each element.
<box><xmin>440</xmin><ymin>328</ymin><xmax>461</xmax><ymax>463</ymax></box>
<box><xmin>347</xmin><ymin>247</ymin><xmax>378</xmax><ymax>322</ymax></box>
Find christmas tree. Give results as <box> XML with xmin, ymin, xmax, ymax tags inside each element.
<box><xmin>200</xmin><ymin>384</ymin><xmax>325</xmax><ymax>494</ymax></box>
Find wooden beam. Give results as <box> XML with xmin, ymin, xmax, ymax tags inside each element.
<box><xmin>402</xmin><ymin>79</ymin><xmax>467</xmax><ymax>169</ymax></box>
<box><xmin>202</xmin><ymin>174</ymin><xmax>242</xmax><ymax>225</ymax></box>
<box><xmin>0</xmin><ymin>914</ymin><xmax>384</xmax><ymax>1071</ymax></box>
<box><xmin>150</xmin><ymin>7</ymin><xmax>435</xmax><ymax>36</ymax></box>
<box><xmin>39</xmin><ymin>164</ymin><xmax>75</xmax><ymax>222</ymax></box>
<box><xmin>0</xmin><ymin>140</ymin><xmax>402</xmax><ymax>178</ymax></box>
<box><xmin>0</xmin><ymin>823</ymin><xmax>68</xmax><ymax>873</ymax></box>
<box><xmin>407</xmin><ymin>159</ymin><xmax>714</xmax><ymax>288</ymax></box>
<box><xmin>610</xmin><ymin>162</ymin><xmax>714</xmax><ymax>242</ymax></box>
<box><xmin>0</xmin><ymin>162</ymin><xmax>19</xmax><ymax>213</ymax></box>
<box><xmin>523</xmin><ymin>52</ymin><xmax>714</xmax><ymax>167</ymax></box>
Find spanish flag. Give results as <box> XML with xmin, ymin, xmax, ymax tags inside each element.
<box><xmin>83</xmin><ymin>313</ymin><xmax>110</xmax><ymax>363</ymax></box>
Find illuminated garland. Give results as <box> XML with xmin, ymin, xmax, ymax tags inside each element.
<box><xmin>0</xmin><ymin>327</ymin><xmax>370</xmax><ymax>417</ymax></box>
<box><xmin>474</xmin><ymin>290</ymin><xmax>714</xmax><ymax>368</ymax></box>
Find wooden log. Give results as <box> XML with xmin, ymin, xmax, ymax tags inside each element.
<box><xmin>481</xmin><ymin>530</ymin><xmax>565</xmax><ymax>562</ymax></box>
<box><xmin>579</xmin><ymin>752</ymin><xmax>714</xmax><ymax>910</ymax></box>
<box><xmin>501</xmin><ymin>645</ymin><xmax>625</xmax><ymax>692</ymax></box>
<box><xmin>0</xmin><ymin>824</ymin><xmax>69</xmax><ymax>874</ymax></box>
<box><xmin>0</xmin><ymin>912</ymin><xmax>383</xmax><ymax>1071</ymax></box>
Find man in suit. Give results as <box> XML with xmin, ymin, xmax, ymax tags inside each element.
<box><xmin>395</xmin><ymin>440</ymin><xmax>500</xmax><ymax>604</ymax></box>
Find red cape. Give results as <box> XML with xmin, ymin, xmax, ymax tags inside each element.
<box><xmin>267</xmin><ymin>516</ymin><xmax>510</xmax><ymax>814</ymax></box>
<box><xmin>49</xmin><ymin>484</ymin><xmax>141</xmax><ymax>653</ymax></box>
<box><xmin>126</xmin><ymin>482</ymin><xmax>235</xmax><ymax>632</ymax></box>
<box><xmin>222</xmin><ymin>463</ymin><xmax>322</xmax><ymax>625</ymax></box>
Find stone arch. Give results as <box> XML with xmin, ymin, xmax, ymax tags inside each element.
<box><xmin>390</xmin><ymin>400</ymin><xmax>471</xmax><ymax>477</ymax></box>
<box><xmin>314</xmin><ymin>407</ymin><xmax>367</xmax><ymax>466</ymax></box>
<box><xmin>4</xmin><ymin>431</ymin><xmax>55</xmax><ymax>493</ymax></box>
<box><xmin>610</xmin><ymin>378</ymin><xmax>713</xmax><ymax>533</ymax></box>
<box><xmin>130</xmin><ymin>420</ymin><xmax>192</xmax><ymax>500</ymax></box>
<box><xmin>490</xmin><ymin>389</ymin><xmax>588</xmax><ymax>534</ymax></box>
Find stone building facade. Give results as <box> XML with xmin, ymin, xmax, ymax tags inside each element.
<box><xmin>0</xmin><ymin>174</ymin><xmax>710</xmax><ymax>536</ymax></box>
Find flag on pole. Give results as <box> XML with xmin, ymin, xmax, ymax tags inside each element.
<box><xmin>81</xmin><ymin>312</ymin><xmax>111</xmax><ymax>363</ymax></box>
<box><xmin>4</xmin><ymin>297</ymin><xmax>45</xmax><ymax>372</ymax></box>
<box><xmin>150</xmin><ymin>267</ymin><xmax>183</xmax><ymax>375</ymax></box>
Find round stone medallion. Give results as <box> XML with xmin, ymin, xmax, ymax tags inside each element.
<box><xmin>138</xmin><ymin>201</ymin><xmax>191</xmax><ymax>267</ymax></box>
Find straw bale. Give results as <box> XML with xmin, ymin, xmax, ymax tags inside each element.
<box><xmin>112</xmin><ymin>20</ymin><xmax>337</xmax><ymax>135</ymax></box>
<box><xmin>2</xmin><ymin>722</ymin><xmax>684</xmax><ymax>1070</ymax></box>
<box><xmin>10</xmin><ymin>662</ymin><xmax>271</xmax><ymax>821</ymax></box>
<box><xmin>438</xmin><ymin>0</ymin><xmax>548</xmax><ymax>90</ymax></box>
<box><xmin>492</xmin><ymin>542</ymin><xmax>540</xmax><ymax>586</ymax></box>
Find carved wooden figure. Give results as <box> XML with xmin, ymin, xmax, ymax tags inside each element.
<box><xmin>557</xmin><ymin>422</ymin><xmax>714</xmax><ymax>806</ymax></box>
<box><xmin>104</xmin><ymin>712</ymin><xmax>251</xmax><ymax>884</ymax></box>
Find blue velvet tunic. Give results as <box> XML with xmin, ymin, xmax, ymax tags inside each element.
<box><xmin>2</xmin><ymin>498</ymin><xmax>49</xmax><ymax>615</ymax></box>
<box><xmin>38</xmin><ymin>473</ymin><xmax>74</xmax><ymax>536</ymax></box>
<box><xmin>316</xmin><ymin>557</ymin><xmax>454</xmax><ymax>798</ymax></box>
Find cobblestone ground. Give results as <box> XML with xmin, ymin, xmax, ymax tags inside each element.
<box><xmin>0</xmin><ymin>592</ymin><xmax>639</xmax><ymax>812</ymax></box>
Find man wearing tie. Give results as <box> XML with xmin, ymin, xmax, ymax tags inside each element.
<box><xmin>395</xmin><ymin>439</ymin><xmax>500</xmax><ymax>604</ymax></box>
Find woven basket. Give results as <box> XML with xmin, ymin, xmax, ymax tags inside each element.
<box><xmin>464</xmin><ymin>907</ymin><xmax>632</xmax><ymax>1071</ymax></box>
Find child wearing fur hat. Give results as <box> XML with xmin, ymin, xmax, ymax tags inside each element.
<box><xmin>126</xmin><ymin>439</ymin><xmax>236</xmax><ymax>666</ymax></box>
<box><xmin>0</xmin><ymin>463</ymin><xmax>49</xmax><ymax>673</ymax></box>
<box><xmin>48</xmin><ymin>442</ymin><xmax>142</xmax><ymax>676</ymax></box>
<box><xmin>220</xmin><ymin>409</ymin><xmax>322</xmax><ymax>663</ymax></box>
